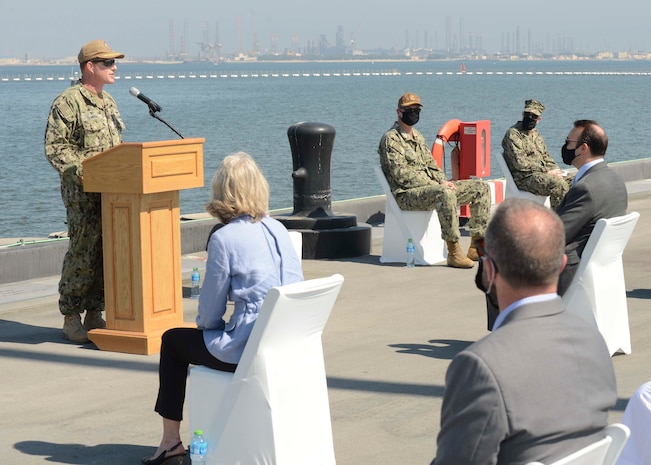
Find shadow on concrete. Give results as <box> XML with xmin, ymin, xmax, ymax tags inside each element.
<box><xmin>14</xmin><ymin>440</ymin><xmax>189</xmax><ymax>465</ymax></box>
<box><xmin>614</xmin><ymin>397</ymin><xmax>630</xmax><ymax>412</ymax></box>
<box><xmin>366</xmin><ymin>212</ymin><xmax>385</xmax><ymax>226</ymax></box>
<box><xmin>389</xmin><ymin>339</ymin><xmax>474</xmax><ymax>360</ymax></box>
<box><xmin>326</xmin><ymin>377</ymin><xmax>629</xmax><ymax>409</ymax></box>
<box><xmin>327</xmin><ymin>376</ymin><xmax>445</xmax><ymax>397</ymax></box>
<box><xmin>0</xmin><ymin>347</ymin><xmax>157</xmax><ymax>371</ymax></box>
<box><xmin>0</xmin><ymin>319</ymin><xmax>64</xmax><ymax>345</ymax></box>
<box><xmin>182</xmin><ymin>286</ymin><xmax>192</xmax><ymax>299</ymax></box>
<box><xmin>327</xmin><ymin>253</ymin><xmax>450</xmax><ymax>268</ymax></box>
<box><xmin>627</xmin><ymin>288</ymin><xmax>651</xmax><ymax>299</ymax></box>
<box><xmin>0</xmin><ymin>319</ymin><xmax>128</xmax><ymax>350</ymax></box>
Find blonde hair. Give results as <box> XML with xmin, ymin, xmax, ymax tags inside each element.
<box><xmin>205</xmin><ymin>152</ymin><xmax>270</xmax><ymax>223</ymax></box>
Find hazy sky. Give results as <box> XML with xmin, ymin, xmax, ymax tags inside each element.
<box><xmin>1</xmin><ymin>0</ymin><xmax>649</xmax><ymax>59</ymax></box>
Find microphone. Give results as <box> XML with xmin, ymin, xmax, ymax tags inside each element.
<box><xmin>129</xmin><ymin>87</ymin><xmax>162</xmax><ymax>113</ymax></box>
<box><xmin>129</xmin><ymin>87</ymin><xmax>184</xmax><ymax>138</ymax></box>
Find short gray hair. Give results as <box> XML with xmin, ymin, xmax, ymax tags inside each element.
<box><xmin>485</xmin><ymin>198</ymin><xmax>565</xmax><ymax>288</ymax></box>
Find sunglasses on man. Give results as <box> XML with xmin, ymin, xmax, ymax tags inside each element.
<box><xmin>91</xmin><ymin>59</ymin><xmax>116</xmax><ymax>67</ymax></box>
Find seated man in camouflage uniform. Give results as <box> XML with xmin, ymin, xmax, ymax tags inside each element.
<box><xmin>378</xmin><ymin>93</ymin><xmax>492</xmax><ymax>269</ymax></box>
<box><xmin>501</xmin><ymin>99</ymin><xmax>572</xmax><ymax>208</ymax></box>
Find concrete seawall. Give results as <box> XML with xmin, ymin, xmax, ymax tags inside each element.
<box><xmin>0</xmin><ymin>195</ymin><xmax>387</xmax><ymax>285</ymax></box>
<box><xmin>3</xmin><ymin>157</ymin><xmax>651</xmax><ymax>285</ymax></box>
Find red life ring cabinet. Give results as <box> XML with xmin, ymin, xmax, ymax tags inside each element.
<box><xmin>431</xmin><ymin>118</ymin><xmax>462</xmax><ymax>179</ymax></box>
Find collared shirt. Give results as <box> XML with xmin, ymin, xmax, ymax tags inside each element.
<box><xmin>492</xmin><ymin>292</ymin><xmax>558</xmax><ymax>331</ymax></box>
<box><xmin>573</xmin><ymin>158</ymin><xmax>604</xmax><ymax>185</ymax></box>
<box><xmin>199</xmin><ymin>215</ymin><xmax>304</xmax><ymax>364</ymax></box>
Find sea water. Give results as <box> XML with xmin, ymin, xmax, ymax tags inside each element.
<box><xmin>1</xmin><ymin>59</ymin><xmax>650</xmax><ymax>238</ymax></box>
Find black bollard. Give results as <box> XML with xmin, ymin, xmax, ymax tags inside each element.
<box><xmin>288</xmin><ymin>122</ymin><xmax>335</xmax><ymax>217</ymax></box>
<box><xmin>282</xmin><ymin>122</ymin><xmax>354</xmax><ymax>229</ymax></box>
<box><xmin>274</xmin><ymin>122</ymin><xmax>371</xmax><ymax>259</ymax></box>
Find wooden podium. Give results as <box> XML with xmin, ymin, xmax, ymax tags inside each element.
<box><xmin>82</xmin><ymin>138</ymin><xmax>205</xmax><ymax>355</ymax></box>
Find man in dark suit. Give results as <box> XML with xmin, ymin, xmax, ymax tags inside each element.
<box><xmin>433</xmin><ymin>198</ymin><xmax>617</xmax><ymax>465</ymax></box>
<box><xmin>556</xmin><ymin>119</ymin><xmax>628</xmax><ymax>294</ymax></box>
<box><xmin>481</xmin><ymin>119</ymin><xmax>628</xmax><ymax>329</ymax></box>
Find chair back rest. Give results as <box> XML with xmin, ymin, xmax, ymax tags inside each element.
<box><xmin>616</xmin><ymin>383</ymin><xmax>650</xmax><ymax>465</ymax></box>
<box><xmin>288</xmin><ymin>230</ymin><xmax>303</xmax><ymax>260</ymax></box>
<box><xmin>494</xmin><ymin>151</ymin><xmax>520</xmax><ymax>198</ymax></box>
<box><xmin>235</xmin><ymin>273</ymin><xmax>345</xmax><ymax>378</ymax></box>
<box><xmin>375</xmin><ymin>165</ymin><xmax>401</xmax><ymax>213</ymax></box>
<box><xmin>573</xmin><ymin>212</ymin><xmax>639</xmax><ymax>278</ymax></box>
<box><xmin>525</xmin><ymin>423</ymin><xmax>630</xmax><ymax>465</ymax></box>
<box><xmin>197</xmin><ymin>274</ymin><xmax>344</xmax><ymax>465</ymax></box>
<box><xmin>495</xmin><ymin>151</ymin><xmax>550</xmax><ymax>205</ymax></box>
<box><xmin>548</xmin><ymin>436</ymin><xmax>611</xmax><ymax>465</ymax></box>
<box><xmin>602</xmin><ymin>423</ymin><xmax>630</xmax><ymax>465</ymax></box>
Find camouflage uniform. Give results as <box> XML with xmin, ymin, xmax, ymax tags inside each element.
<box><xmin>44</xmin><ymin>81</ymin><xmax>125</xmax><ymax>316</ymax></box>
<box><xmin>378</xmin><ymin>122</ymin><xmax>491</xmax><ymax>242</ymax></box>
<box><xmin>502</xmin><ymin>121</ymin><xmax>572</xmax><ymax>208</ymax></box>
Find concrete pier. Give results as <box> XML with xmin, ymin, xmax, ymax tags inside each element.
<box><xmin>1</xmin><ymin>164</ymin><xmax>651</xmax><ymax>464</ymax></box>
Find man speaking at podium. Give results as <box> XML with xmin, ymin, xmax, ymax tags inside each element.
<box><xmin>44</xmin><ymin>39</ymin><xmax>126</xmax><ymax>343</ymax></box>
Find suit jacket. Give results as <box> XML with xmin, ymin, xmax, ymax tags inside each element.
<box><xmin>432</xmin><ymin>297</ymin><xmax>617</xmax><ymax>465</ymax></box>
<box><xmin>556</xmin><ymin>161</ymin><xmax>628</xmax><ymax>266</ymax></box>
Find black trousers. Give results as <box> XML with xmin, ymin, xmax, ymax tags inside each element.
<box><xmin>155</xmin><ymin>327</ymin><xmax>237</xmax><ymax>421</ymax></box>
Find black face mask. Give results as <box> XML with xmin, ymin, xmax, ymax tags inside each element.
<box><xmin>475</xmin><ymin>258</ymin><xmax>499</xmax><ymax>330</ymax></box>
<box><xmin>561</xmin><ymin>143</ymin><xmax>578</xmax><ymax>165</ymax></box>
<box><xmin>522</xmin><ymin>115</ymin><xmax>538</xmax><ymax>130</ymax></box>
<box><xmin>400</xmin><ymin>109</ymin><xmax>420</xmax><ymax>126</ymax></box>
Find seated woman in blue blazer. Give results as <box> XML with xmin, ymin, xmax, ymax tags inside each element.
<box><xmin>143</xmin><ymin>152</ymin><xmax>304</xmax><ymax>465</ymax></box>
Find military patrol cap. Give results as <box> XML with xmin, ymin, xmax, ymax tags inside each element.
<box><xmin>78</xmin><ymin>40</ymin><xmax>124</xmax><ymax>64</ymax></box>
<box><xmin>524</xmin><ymin>99</ymin><xmax>545</xmax><ymax>116</ymax></box>
<box><xmin>398</xmin><ymin>93</ymin><xmax>423</xmax><ymax>108</ymax></box>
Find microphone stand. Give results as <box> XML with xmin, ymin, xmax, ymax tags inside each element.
<box><xmin>149</xmin><ymin>108</ymin><xmax>184</xmax><ymax>139</ymax></box>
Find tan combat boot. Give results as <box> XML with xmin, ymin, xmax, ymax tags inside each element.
<box><xmin>83</xmin><ymin>310</ymin><xmax>106</xmax><ymax>331</ymax></box>
<box><xmin>466</xmin><ymin>235</ymin><xmax>483</xmax><ymax>262</ymax></box>
<box><xmin>63</xmin><ymin>314</ymin><xmax>89</xmax><ymax>343</ymax></box>
<box><xmin>446</xmin><ymin>240</ymin><xmax>475</xmax><ymax>269</ymax></box>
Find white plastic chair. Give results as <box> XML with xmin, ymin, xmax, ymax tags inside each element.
<box><xmin>527</xmin><ymin>423</ymin><xmax>630</xmax><ymax>465</ymax></box>
<box><xmin>616</xmin><ymin>381</ymin><xmax>651</xmax><ymax>465</ymax></box>
<box><xmin>562</xmin><ymin>212</ymin><xmax>639</xmax><ymax>356</ymax></box>
<box><xmin>374</xmin><ymin>166</ymin><xmax>447</xmax><ymax>265</ymax></box>
<box><xmin>494</xmin><ymin>151</ymin><xmax>551</xmax><ymax>206</ymax></box>
<box><xmin>288</xmin><ymin>230</ymin><xmax>302</xmax><ymax>259</ymax></box>
<box><xmin>188</xmin><ymin>274</ymin><xmax>344</xmax><ymax>465</ymax></box>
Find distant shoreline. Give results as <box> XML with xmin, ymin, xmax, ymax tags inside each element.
<box><xmin>3</xmin><ymin>56</ymin><xmax>651</xmax><ymax>68</ymax></box>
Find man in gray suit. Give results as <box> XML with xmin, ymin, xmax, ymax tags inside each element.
<box><xmin>481</xmin><ymin>119</ymin><xmax>628</xmax><ymax>329</ymax></box>
<box><xmin>432</xmin><ymin>198</ymin><xmax>617</xmax><ymax>465</ymax></box>
<box><xmin>556</xmin><ymin>119</ymin><xmax>628</xmax><ymax>294</ymax></box>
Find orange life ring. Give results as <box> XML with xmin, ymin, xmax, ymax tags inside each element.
<box><xmin>431</xmin><ymin>118</ymin><xmax>462</xmax><ymax>169</ymax></box>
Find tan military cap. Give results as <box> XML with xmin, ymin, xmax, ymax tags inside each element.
<box><xmin>398</xmin><ymin>93</ymin><xmax>423</xmax><ymax>108</ymax></box>
<box><xmin>524</xmin><ymin>99</ymin><xmax>545</xmax><ymax>116</ymax></box>
<box><xmin>78</xmin><ymin>39</ymin><xmax>124</xmax><ymax>63</ymax></box>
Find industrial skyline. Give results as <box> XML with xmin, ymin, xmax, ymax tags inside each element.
<box><xmin>1</xmin><ymin>0</ymin><xmax>649</xmax><ymax>61</ymax></box>
<box><xmin>158</xmin><ymin>17</ymin><xmax>638</xmax><ymax>63</ymax></box>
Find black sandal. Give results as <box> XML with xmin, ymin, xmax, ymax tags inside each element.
<box><xmin>141</xmin><ymin>440</ymin><xmax>186</xmax><ymax>465</ymax></box>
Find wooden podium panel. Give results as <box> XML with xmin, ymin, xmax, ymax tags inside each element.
<box><xmin>82</xmin><ymin>138</ymin><xmax>204</xmax><ymax>194</ymax></box>
<box><xmin>82</xmin><ymin>139</ymin><xmax>204</xmax><ymax>355</ymax></box>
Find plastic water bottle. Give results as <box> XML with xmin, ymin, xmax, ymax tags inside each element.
<box><xmin>191</xmin><ymin>267</ymin><xmax>201</xmax><ymax>299</ymax></box>
<box><xmin>406</xmin><ymin>238</ymin><xmax>415</xmax><ymax>268</ymax></box>
<box><xmin>190</xmin><ymin>429</ymin><xmax>207</xmax><ymax>462</ymax></box>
